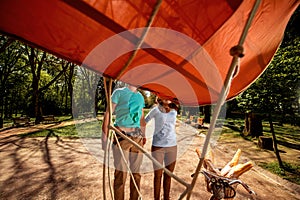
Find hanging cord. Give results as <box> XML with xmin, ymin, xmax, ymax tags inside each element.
<box><xmin>116</xmin><ymin>0</ymin><xmax>163</xmax><ymax>80</ymax></box>
<box><xmin>103</xmin><ymin>77</ymin><xmax>114</xmax><ymax>200</ymax></box>
<box><xmin>183</xmin><ymin>1</ymin><xmax>262</xmax><ymax>199</ymax></box>
<box><xmin>112</xmin><ymin>130</ymin><xmax>143</xmax><ymax>199</ymax></box>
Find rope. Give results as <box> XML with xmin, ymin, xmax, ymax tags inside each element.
<box><xmin>112</xmin><ymin>130</ymin><xmax>143</xmax><ymax>198</ymax></box>
<box><xmin>184</xmin><ymin>0</ymin><xmax>262</xmax><ymax>199</ymax></box>
<box><xmin>102</xmin><ymin>79</ymin><xmax>108</xmax><ymax>200</ymax></box>
<box><xmin>103</xmin><ymin>77</ymin><xmax>114</xmax><ymax>200</ymax></box>
<box><xmin>102</xmin><ymin>78</ymin><xmax>143</xmax><ymax>199</ymax></box>
<box><xmin>116</xmin><ymin>0</ymin><xmax>163</xmax><ymax>80</ymax></box>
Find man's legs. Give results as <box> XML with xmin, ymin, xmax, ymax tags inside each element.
<box><xmin>112</xmin><ymin>140</ymin><xmax>131</xmax><ymax>200</ymax></box>
<box><xmin>114</xmin><ymin>169</ymin><xmax>127</xmax><ymax>200</ymax></box>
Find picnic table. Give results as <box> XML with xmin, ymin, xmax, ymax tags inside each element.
<box><xmin>12</xmin><ymin>116</ymin><xmax>34</xmax><ymax>127</ymax></box>
<box><xmin>185</xmin><ymin>116</ymin><xmax>205</xmax><ymax>128</ymax></box>
<box><xmin>41</xmin><ymin>115</ymin><xmax>58</xmax><ymax>124</ymax></box>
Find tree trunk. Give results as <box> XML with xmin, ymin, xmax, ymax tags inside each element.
<box><xmin>268</xmin><ymin>113</ymin><xmax>283</xmax><ymax>168</ymax></box>
<box><xmin>28</xmin><ymin>47</ymin><xmax>44</xmax><ymax>124</ymax></box>
<box><xmin>68</xmin><ymin>63</ymin><xmax>75</xmax><ymax>118</ymax></box>
<box><xmin>243</xmin><ymin>112</ymin><xmax>263</xmax><ymax>137</ymax></box>
<box><xmin>204</xmin><ymin>105</ymin><xmax>211</xmax><ymax>123</ymax></box>
<box><xmin>0</xmin><ymin>91</ymin><xmax>4</xmax><ymax>128</ymax></box>
<box><xmin>33</xmin><ymin>86</ymin><xmax>42</xmax><ymax>124</ymax></box>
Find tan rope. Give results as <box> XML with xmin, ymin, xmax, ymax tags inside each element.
<box><xmin>103</xmin><ymin>78</ymin><xmax>143</xmax><ymax>199</ymax></box>
<box><xmin>112</xmin><ymin>130</ymin><xmax>143</xmax><ymax>198</ymax></box>
<box><xmin>116</xmin><ymin>0</ymin><xmax>163</xmax><ymax>80</ymax></box>
<box><xmin>184</xmin><ymin>0</ymin><xmax>262</xmax><ymax>199</ymax></box>
<box><xmin>102</xmin><ymin>78</ymin><xmax>108</xmax><ymax>200</ymax></box>
<box><xmin>106</xmin><ymin>78</ymin><xmax>114</xmax><ymax>200</ymax></box>
<box><xmin>103</xmin><ymin>77</ymin><xmax>114</xmax><ymax>200</ymax></box>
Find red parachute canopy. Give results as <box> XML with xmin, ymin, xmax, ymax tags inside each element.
<box><xmin>0</xmin><ymin>0</ymin><xmax>298</xmax><ymax>105</ymax></box>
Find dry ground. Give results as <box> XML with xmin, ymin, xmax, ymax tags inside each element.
<box><xmin>0</xmin><ymin>120</ymin><xmax>299</xmax><ymax>200</ymax></box>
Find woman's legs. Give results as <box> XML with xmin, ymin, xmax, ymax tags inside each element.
<box><xmin>163</xmin><ymin>146</ymin><xmax>177</xmax><ymax>200</ymax></box>
<box><xmin>152</xmin><ymin>146</ymin><xmax>177</xmax><ymax>200</ymax></box>
<box><xmin>152</xmin><ymin>146</ymin><xmax>164</xmax><ymax>200</ymax></box>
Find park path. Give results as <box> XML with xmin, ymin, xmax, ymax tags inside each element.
<box><xmin>0</xmin><ymin>119</ymin><xmax>299</xmax><ymax>199</ymax></box>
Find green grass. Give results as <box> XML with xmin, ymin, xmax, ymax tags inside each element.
<box><xmin>263</xmin><ymin>122</ymin><xmax>300</xmax><ymax>146</ymax></box>
<box><xmin>223</xmin><ymin>118</ymin><xmax>300</xmax><ymax>145</ymax></box>
<box><xmin>222</xmin><ymin>118</ymin><xmax>300</xmax><ymax>185</ymax></box>
<box><xmin>258</xmin><ymin>162</ymin><xmax>300</xmax><ymax>184</ymax></box>
<box><xmin>19</xmin><ymin>120</ymin><xmax>102</xmax><ymax>138</ymax></box>
<box><xmin>19</xmin><ymin>124</ymin><xmax>78</xmax><ymax>138</ymax></box>
<box><xmin>55</xmin><ymin>115</ymin><xmax>73</xmax><ymax>122</ymax></box>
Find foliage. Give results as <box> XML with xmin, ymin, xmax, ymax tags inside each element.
<box><xmin>0</xmin><ymin>36</ymin><xmax>77</xmax><ymax>119</ymax></box>
<box><xmin>72</xmin><ymin>67</ymin><xmax>107</xmax><ymax>116</ymax></box>
<box><xmin>236</xmin><ymin>26</ymin><xmax>300</xmax><ymax>124</ymax></box>
<box><xmin>147</xmin><ymin>92</ymin><xmax>157</xmax><ymax>107</ymax></box>
<box><xmin>0</xmin><ymin>37</ymin><xmax>30</xmax><ymax>118</ymax></box>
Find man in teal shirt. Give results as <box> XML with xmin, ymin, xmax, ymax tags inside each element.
<box><xmin>102</xmin><ymin>84</ymin><xmax>146</xmax><ymax>200</ymax></box>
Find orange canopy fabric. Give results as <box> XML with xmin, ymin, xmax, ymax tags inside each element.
<box><xmin>0</xmin><ymin>0</ymin><xmax>298</xmax><ymax>105</ymax></box>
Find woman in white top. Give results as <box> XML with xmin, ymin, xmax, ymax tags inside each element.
<box><xmin>145</xmin><ymin>97</ymin><xmax>179</xmax><ymax>200</ymax></box>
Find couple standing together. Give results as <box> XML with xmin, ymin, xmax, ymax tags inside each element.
<box><xmin>102</xmin><ymin>84</ymin><xmax>179</xmax><ymax>200</ymax></box>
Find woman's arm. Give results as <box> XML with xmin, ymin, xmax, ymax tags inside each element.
<box><xmin>145</xmin><ymin>106</ymin><xmax>158</xmax><ymax>123</ymax></box>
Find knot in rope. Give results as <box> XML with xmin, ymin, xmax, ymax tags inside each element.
<box><xmin>230</xmin><ymin>45</ymin><xmax>244</xmax><ymax>57</ymax></box>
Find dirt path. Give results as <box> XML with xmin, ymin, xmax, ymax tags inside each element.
<box><xmin>0</xmin><ymin>120</ymin><xmax>299</xmax><ymax>200</ymax></box>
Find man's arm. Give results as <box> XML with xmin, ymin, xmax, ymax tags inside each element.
<box><xmin>101</xmin><ymin>103</ymin><xmax>116</xmax><ymax>150</ymax></box>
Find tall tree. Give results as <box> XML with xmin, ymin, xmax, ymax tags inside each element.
<box><xmin>65</xmin><ymin>62</ymin><xmax>76</xmax><ymax>116</ymax></box>
<box><xmin>26</xmin><ymin>46</ymin><xmax>46</xmax><ymax>123</ymax></box>
<box><xmin>24</xmin><ymin>46</ymin><xmax>71</xmax><ymax>123</ymax></box>
<box><xmin>236</xmin><ymin>8</ymin><xmax>299</xmax><ymax>168</ymax></box>
<box><xmin>0</xmin><ymin>36</ymin><xmax>29</xmax><ymax>127</ymax></box>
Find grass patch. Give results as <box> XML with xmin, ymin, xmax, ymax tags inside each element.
<box><xmin>263</xmin><ymin>122</ymin><xmax>300</xmax><ymax>146</ymax></box>
<box><xmin>223</xmin><ymin>118</ymin><xmax>300</xmax><ymax>145</ymax></box>
<box><xmin>219</xmin><ymin>126</ymin><xmax>242</xmax><ymax>138</ymax></box>
<box><xmin>19</xmin><ymin>120</ymin><xmax>102</xmax><ymax>138</ymax></box>
<box><xmin>55</xmin><ymin>115</ymin><xmax>73</xmax><ymax>122</ymax></box>
<box><xmin>19</xmin><ymin>124</ymin><xmax>78</xmax><ymax>138</ymax></box>
<box><xmin>258</xmin><ymin>162</ymin><xmax>300</xmax><ymax>185</ymax></box>
<box><xmin>221</xmin><ymin>118</ymin><xmax>300</xmax><ymax>185</ymax></box>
